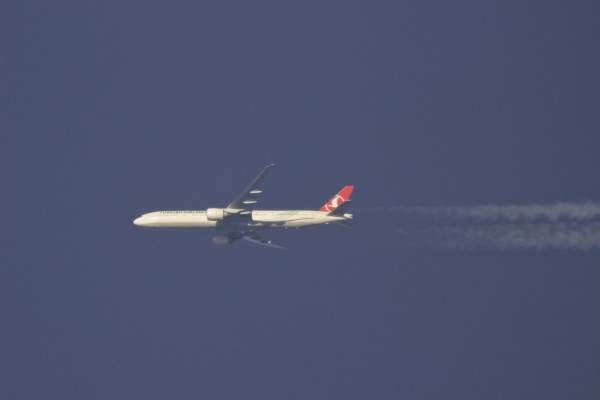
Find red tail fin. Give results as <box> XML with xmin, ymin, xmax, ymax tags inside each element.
<box><xmin>319</xmin><ymin>185</ymin><xmax>354</xmax><ymax>212</ymax></box>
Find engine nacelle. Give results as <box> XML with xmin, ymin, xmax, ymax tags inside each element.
<box><xmin>212</xmin><ymin>234</ymin><xmax>234</xmax><ymax>245</ymax></box>
<box><xmin>206</xmin><ymin>208</ymin><xmax>227</xmax><ymax>221</ymax></box>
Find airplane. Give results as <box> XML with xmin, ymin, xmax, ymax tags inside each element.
<box><xmin>133</xmin><ymin>164</ymin><xmax>354</xmax><ymax>248</ymax></box>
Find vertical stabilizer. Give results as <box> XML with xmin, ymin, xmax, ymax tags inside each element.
<box><xmin>319</xmin><ymin>185</ymin><xmax>354</xmax><ymax>212</ymax></box>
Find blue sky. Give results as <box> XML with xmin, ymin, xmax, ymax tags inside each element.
<box><xmin>2</xmin><ymin>1</ymin><xmax>600</xmax><ymax>398</ymax></box>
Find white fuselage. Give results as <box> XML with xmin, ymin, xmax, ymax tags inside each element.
<box><xmin>133</xmin><ymin>210</ymin><xmax>350</xmax><ymax>231</ymax></box>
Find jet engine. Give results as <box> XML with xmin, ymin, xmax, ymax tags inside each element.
<box><xmin>206</xmin><ymin>208</ymin><xmax>227</xmax><ymax>221</ymax></box>
<box><xmin>212</xmin><ymin>234</ymin><xmax>234</xmax><ymax>245</ymax></box>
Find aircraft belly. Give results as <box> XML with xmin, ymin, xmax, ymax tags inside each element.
<box><xmin>251</xmin><ymin>218</ymin><xmax>320</xmax><ymax>228</ymax></box>
<box><xmin>284</xmin><ymin>220</ymin><xmax>321</xmax><ymax>228</ymax></box>
<box><xmin>145</xmin><ymin>216</ymin><xmax>216</xmax><ymax>228</ymax></box>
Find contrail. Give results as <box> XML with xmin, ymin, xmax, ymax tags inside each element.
<box><xmin>361</xmin><ymin>201</ymin><xmax>600</xmax><ymax>222</ymax></box>
<box><xmin>405</xmin><ymin>222</ymin><xmax>600</xmax><ymax>251</ymax></box>
<box><xmin>356</xmin><ymin>201</ymin><xmax>600</xmax><ymax>250</ymax></box>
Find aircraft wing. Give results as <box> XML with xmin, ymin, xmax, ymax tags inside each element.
<box><xmin>227</xmin><ymin>164</ymin><xmax>274</xmax><ymax>211</ymax></box>
<box><xmin>241</xmin><ymin>231</ymin><xmax>288</xmax><ymax>249</ymax></box>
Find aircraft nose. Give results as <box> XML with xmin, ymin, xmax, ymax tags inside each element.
<box><xmin>133</xmin><ymin>217</ymin><xmax>143</xmax><ymax>226</ymax></box>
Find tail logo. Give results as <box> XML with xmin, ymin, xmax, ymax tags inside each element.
<box><xmin>324</xmin><ymin>195</ymin><xmax>344</xmax><ymax>212</ymax></box>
